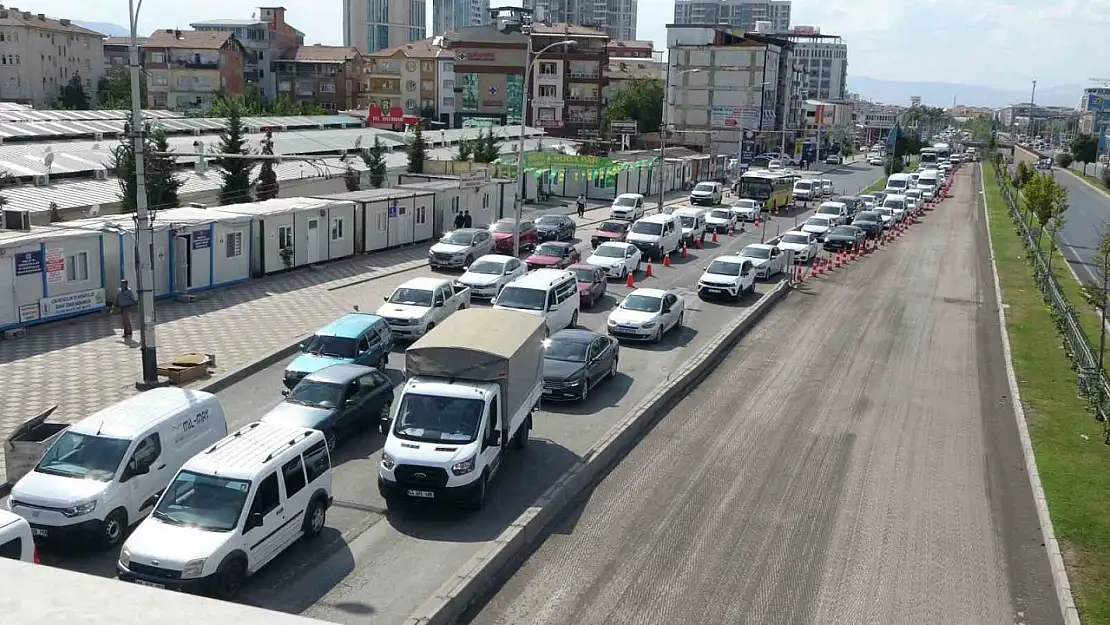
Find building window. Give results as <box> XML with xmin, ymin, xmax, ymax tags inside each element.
<box><xmin>226</xmin><ymin>231</ymin><xmax>243</xmax><ymax>258</ymax></box>
<box><xmin>415</xmin><ymin>206</ymin><xmax>426</xmax><ymax>225</ymax></box>
<box><xmin>539</xmin><ymin>62</ymin><xmax>557</xmax><ymax>75</ymax></box>
<box><xmin>296</xmin><ymin>81</ymin><xmax>314</xmax><ymax>96</ymax></box>
<box><xmin>442</xmin><ymin>79</ymin><xmax>454</xmax><ymax>90</ymax></box>
<box><xmin>278</xmin><ymin>225</ymin><xmax>293</xmax><ymax>250</ymax></box>
<box><xmin>278</xmin><ymin>80</ymin><xmax>291</xmax><ymax>91</ymax></box>
<box><xmin>538</xmin><ymin>85</ymin><xmax>557</xmax><ymax>98</ymax></box>
<box><xmin>149</xmin><ymin>52</ymin><xmax>164</xmax><ymax>63</ymax></box>
<box><xmin>331</xmin><ymin>217</ymin><xmax>345</xmax><ymax>240</ymax></box>
<box><xmin>442</xmin><ymin>96</ymin><xmax>454</xmax><ymax>107</ymax></box>
<box><xmin>66</xmin><ymin>252</ymin><xmax>89</xmax><ymax>283</ymax></box>
<box><xmin>376</xmin><ymin>211</ymin><xmax>387</xmax><ymax>232</ymax></box>
<box><xmin>442</xmin><ymin>61</ymin><xmax>453</xmax><ymax>72</ymax></box>
<box><xmin>320</xmin><ymin>81</ymin><xmax>336</xmax><ymax>93</ymax></box>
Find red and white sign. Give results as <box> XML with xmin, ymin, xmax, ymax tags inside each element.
<box><xmin>45</xmin><ymin>247</ymin><xmax>65</xmax><ymax>284</ymax></box>
<box><xmin>455</xmin><ymin>51</ymin><xmax>496</xmax><ymax>62</ymax></box>
<box><xmin>364</xmin><ymin>105</ymin><xmax>420</xmax><ymax>127</ymax></box>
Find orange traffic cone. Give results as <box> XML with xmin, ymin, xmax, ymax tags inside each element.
<box><xmin>712</xmin><ymin>230</ymin><xmax>718</xmax><ymax>244</ymax></box>
<box><xmin>810</xmin><ymin>261</ymin><xmax>819</xmax><ymax>278</ymax></box>
<box><xmin>739</xmin><ymin>222</ymin><xmax>746</xmax><ymax>234</ymax></box>
<box><xmin>645</xmin><ymin>262</ymin><xmax>653</xmax><ymax>277</ymax></box>
<box><xmin>695</xmin><ymin>238</ymin><xmax>702</xmax><ymax>249</ymax></box>
<box><xmin>663</xmin><ymin>254</ymin><xmax>671</xmax><ymax>267</ymax></box>
<box><xmin>681</xmin><ymin>243</ymin><xmax>688</xmax><ymax>257</ymax></box>
<box><xmin>728</xmin><ymin>224</ymin><xmax>734</xmax><ymax>236</ymax></box>
<box><xmin>625</xmin><ymin>272</ymin><xmax>634</xmax><ymax>287</ymax></box>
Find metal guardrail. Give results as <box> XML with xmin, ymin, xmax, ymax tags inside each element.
<box><xmin>992</xmin><ymin>159</ymin><xmax>1110</xmax><ymax>422</ymax></box>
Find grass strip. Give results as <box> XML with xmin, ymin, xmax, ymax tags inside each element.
<box><xmin>983</xmin><ymin>162</ymin><xmax>1110</xmax><ymax>623</ymax></box>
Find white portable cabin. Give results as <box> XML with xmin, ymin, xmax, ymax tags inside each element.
<box><xmin>147</xmin><ymin>206</ymin><xmax>253</xmax><ymax>294</ymax></box>
<box><xmin>309</xmin><ymin>188</ymin><xmax>436</xmax><ymax>253</ymax></box>
<box><xmin>0</xmin><ymin>221</ymin><xmax>108</xmax><ymax>331</ymax></box>
<box><xmin>216</xmin><ymin>197</ymin><xmax>358</xmax><ymax>276</ymax></box>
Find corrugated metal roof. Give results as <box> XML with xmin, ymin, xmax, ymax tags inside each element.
<box><xmin>0</xmin><ymin>112</ymin><xmax>363</xmax><ymax>137</ymax></box>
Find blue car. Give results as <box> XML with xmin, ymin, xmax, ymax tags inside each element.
<box><xmin>283</xmin><ymin>312</ymin><xmax>394</xmax><ymax>390</ymax></box>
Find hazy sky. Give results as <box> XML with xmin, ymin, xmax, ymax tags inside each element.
<box><xmin>47</xmin><ymin>0</ymin><xmax>1108</xmax><ymax>89</ymax></box>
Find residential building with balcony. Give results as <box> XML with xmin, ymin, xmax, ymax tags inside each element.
<box><xmin>103</xmin><ymin>36</ymin><xmax>144</xmax><ymax>71</ymax></box>
<box><xmin>366</xmin><ymin>38</ymin><xmax>440</xmax><ymax>125</ymax></box>
<box><xmin>778</xmin><ymin>27</ymin><xmax>846</xmax><ymax>101</ymax></box>
<box><xmin>603</xmin><ymin>40</ymin><xmax>663</xmax><ymax>104</ymax></box>
<box><xmin>275</xmin><ymin>45</ymin><xmax>365</xmax><ymax>112</ymax></box>
<box><xmin>673</xmin><ymin>0</ymin><xmax>790</xmax><ymax>32</ymax></box>
<box><xmin>344</xmin><ymin>0</ymin><xmax>427</xmax><ymax>54</ymax></box>
<box><xmin>440</xmin><ymin>26</ymin><xmax>527</xmax><ymax>128</ymax></box>
<box><xmin>529</xmin><ymin>24</ymin><xmax>607</xmax><ymax>140</ymax></box>
<box><xmin>0</xmin><ymin>6</ymin><xmax>105</xmax><ymax>107</ymax></box>
<box><xmin>191</xmin><ymin>6</ymin><xmax>304</xmax><ymax>101</ymax></box>
<box><xmin>523</xmin><ymin>0</ymin><xmax>637</xmax><ymax>41</ymax></box>
<box><xmin>141</xmin><ymin>29</ymin><xmax>246</xmax><ymax>112</ymax></box>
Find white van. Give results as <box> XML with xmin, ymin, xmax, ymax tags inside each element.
<box><xmin>627</xmin><ymin>213</ymin><xmax>682</xmax><ymax>262</ymax></box>
<box><xmin>792</xmin><ymin>179</ymin><xmax>817</xmax><ymax>202</ymax></box>
<box><xmin>117</xmin><ymin>422</ymin><xmax>332</xmax><ymax>599</ymax></box>
<box><xmin>884</xmin><ymin>173</ymin><xmax>911</xmax><ymax>195</ymax></box>
<box><xmin>671</xmin><ymin>207</ymin><xmax>707</xmax><ymax>246</ymax></box>
<box><xmin>7</xmin><ymin>388</ymin><xmax>227</xmax><ymax>550</ymax></box>
<box><xmin>493</xmin><ymin>268</ymin><xmax>580</xmax><ymax>334</ymax></box>
<box><xmin>0</xmin><ymin>510</ymin><xmax>36</xmax><ymax>563</ymax></box>
<box><xmin>917</xmin><ymin>170</ymin><xmax>939</xmax><ymax>200</ymax></box>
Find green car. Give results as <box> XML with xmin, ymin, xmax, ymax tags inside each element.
<box><xmin>283</xmin><ymin>313</ymin><xmax>394</xmax><ymax>390</ymax></box>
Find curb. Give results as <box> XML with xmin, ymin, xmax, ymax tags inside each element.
<box><xmin>978</xmin><ymin>163</ymin><xmax>1081</xmax><ymax>625</ymax></box>
<box><xmin>402</xmin><ymin>280</ymin><xmax>790</xmax><ymax>625</ymax></box>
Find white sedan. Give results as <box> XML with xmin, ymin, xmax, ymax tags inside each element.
<box><xmin>606</xmin><ymin>288</ymin><xmax>685</xmax><ymax>343</ymax></box>
<box><xmin>800</xmin><ymin>215</ymin><xmax>835</xmax><ymax>241</ymax></box>
<box><xmin>706</xmin><ymin>207</ymin><xmax>737</xmax><ymax>233</ymax></box>
<box><xmin>873</xmin><ymin>207</ymin><xmax>895</xmax><ymax>228</ymax></box>
<box><xmin>774</xmin><ymin>230</ymin><xmax>819</xmax><ymax>263</ymax></box>
<box><xmin>585</xmin><ymin>242</ymin><xmax>642</xmax><ymax>279</ymax></box>
<box><xmin>729</xmin><ymin>199</ymin><xmax>762</xmax><ymax>223</ymax></box>
<box><xmin>455</xmin><ymin>254</ymin><xmax>527</xmax><ymax>299</ymax></box>
<box><xmin>738</xmin><ymin>243</ymin><xmax>788</xmax><ymax>279</ymax></box>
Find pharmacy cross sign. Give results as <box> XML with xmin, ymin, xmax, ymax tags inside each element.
<box><xmin>488</xmin><ymin>85</ymin><xmax>497</xmax><ymax>96</ymax></box>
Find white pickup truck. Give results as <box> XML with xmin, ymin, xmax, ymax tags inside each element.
<box><xmin>376</xmin><ymin>277</ymin><xmax>470</xmax><ymax>340</ymax></box>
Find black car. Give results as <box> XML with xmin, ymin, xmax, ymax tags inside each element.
<box><xmin>535</xmin><ymin>214</ymin><xmax>577</xmax><ymax>242</ymax></box>
<box><xmin>823</xmin><ymin>225</ymin><xmax>867</xmax><ymax>251</ymax></box>
<box><xmin>833</xmin><ymin>195</ymin><xmax>863</xmax><ymax>217</ymax></box>
<box><xmin>541</xmin><ymin>329</ymin><xmax>619</xmax><ymax>402</ymax></box>
<box><xmin>851</xmin><ymin>211</ymin><xmax>884</xmax><ymax>238</ymax></box>
<box><xmin>265</xmin><ymin>363</ymin><xmax>395</xmax><ymax>450</ymax></box>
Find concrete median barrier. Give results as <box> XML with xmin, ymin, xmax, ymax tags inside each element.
<box><xmin>403</xmin><ymin>280</ymin><xmax>791</xmax><ymax>625</ymax></box>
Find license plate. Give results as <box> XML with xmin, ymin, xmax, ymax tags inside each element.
<box><xmin>31</xmin><ymin>528</ymin><xmax>47</xmax><ymax>537</ymax></box>
<box><xmin>406</xmin><ymin>489</ymin><xmax>435</xmax><ymax>499</ymax></box>
<box><xmin>134</xmin><ymin>579</ymin><xmax>166</xmax><ymax>589</ymax></box>
<box><xmin>707</xmin><ymin>289</ymin><xmax>722</xmax><ymax>294</ymax></box>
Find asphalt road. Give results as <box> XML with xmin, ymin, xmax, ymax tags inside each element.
<box><xmin>26</xmin><ymin>162</ymin><xmax>886</xmax><ymax>625</ymax></box>
<box><xmin>463</xmin><ymin>165</ymin><xmax>1061</xmax><ymax>625</ymax></box>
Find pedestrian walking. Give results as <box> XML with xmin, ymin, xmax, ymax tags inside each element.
<box><xmin>462</xmin><ymin>210</ymin><xmax>473</xmax><ymax>228</ymax></box>
<box><xmin>576</xmin><ymin>194</ymin><xmax>586</xmax><ymax>219</ymax></box>
<box><xmin>115</xmin><ymin>279</ymin><xmax>136</xmax><ymax>340</ymax></box>
<box><xmin>453</xmin><ymin>211</ymin><xmax>465</xmax><ymax>229</ymax></box>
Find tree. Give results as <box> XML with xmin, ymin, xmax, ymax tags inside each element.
<box><xmin>406</xmin><ymin>125</ymin><xmax>427</xmax><ymax>174</ymax></box>
<box><xmin>455</xmin><ymin>135</ymin><xmax>473</xmax><ymax>161</ymax></box>
<box><xmin>109</xmin><ymin>131</ymin><xmax>183</xmax><ymax>213</ymax></box>
<box><xmin>343</xmin><ymin>165</ymin><xmax>361</xmax><ymax>191</ymax></box>
<box><xmin>1081</xmin><ymin>224</ymin><xmax>1110</xmax><ymax>384</ymax></box>
<box><xmin>255</xmin><ymin>131</ymin><xmax>279</xmax><ymax>200</ymax></box>
<box><xmin>473</xmin><ymin>128</ymin><xmax>501</xmax><ymax>163</ymax></box>
<box><xmin>1070</xmin><ymin>133</ymin><xmax>1099</xmax><ymax>174</ymax></box>
<box><xmin>208</xmin><ymin>91</ymin><xmax>325</xmax><ymax>118</ymax></box>
<box><xmin>419</xmin><ymin>103</ymin><xmax>437</xmax><ymax>122</ymax></box>
<box><xmin>1024</xmin><ymin>172</ymin><xmax>1068</xmax><ymax>256</ymax></box>
<box><xmin>603</xmin><ymin>78</ymin><xmax>664</xmax><ymax>137</ymax></box>
<box><xmin>361</xmin><ymin>137</ymin><xmax>388</xmax><ymax>188</ymax></box>
<box><xmin>1056</xmin><ymin>152</ymin><xmax>1074</xmax><ymax>169</ymax></box>
<box><xmin>1013</xmin><ymin>160</ymin><xmax>1034</xmax><ymax>189</ymax></box>
<box><xmin>97</xmin><ymin>68</ymin><xmax>146</xmax><ymax>110</ymax></box>
<box><xmin>213</xmin><ymin>100</ymin><xmax>255</xmax><ymax>205</ymax></box>
<box><xmin>57</xmin><ymin>74</ymin><xmax>90</xmax><ymax>110</ymax></box>
<box><xmin>0</xmin><ymin>170</ymin><xmax>17</xmax><ymax>208</ymax></box>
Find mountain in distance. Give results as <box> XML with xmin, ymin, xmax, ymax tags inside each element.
<box><xmin>71</xmin><ymin>21</ymin><xmax>129</xmax><ymax>37</ymax></box>
<box><xmin>847</xmin><ymin>76</ymin><xmax>1084</xmax><ymax>109</ymax></box>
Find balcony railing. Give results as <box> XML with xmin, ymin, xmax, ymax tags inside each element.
<box><xmin>567</xmin><ymin>71</ymin><xmax>599</xmax><ymax>79</ymax></box>
<box><xmin>169</xmin><ymin>60</ymin><xmax>218</xmax><ymax>69</ymax></box>
<box><xmin>567</xmin><ymin>93</ymin><xmax>599</xmax><ymax>102</ymax></box>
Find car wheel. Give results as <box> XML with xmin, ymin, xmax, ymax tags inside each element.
<box><xmin>304</xmin><ymin>498</ymin><xmax>327</xmax><ymax>537</ymax></box>
<box><xmin>579</xmin><ymin>379</ymin><xmax>589</xmax><ymax>402</ymax></box>
<box><xmin>608</xmin><ymin>356</ymin><xmax>619</xmax><ymax>379</ymax></box>
<box><xmin>513</xmin><ymin>417</ymin><xmax>530</xmax><ymax>449</ymax></box>
<box><xmin>619</xmin><ymin>265</ymin><xmax>627</xmax><ymax>279</ymax></box>
<box><xmin>570</xmin><ymin>310</ymin><xmax>579</xmax><ymax>328</ymax></box>
<box><xmin>653</xmin><ymin>326</ymin><xmax>663</xmax><ymax>343</ymax></box>
<box><xmin>635</xmin><ymin>260</ymin><xmax>641</xmax><ymax>272</ymax></box>
<box><xmin>101</xmin><ymin>508</ymin><xmax>128</xmax><ymax>550</ymax></box>
<box><xmin>467</xmin><ymin>472</ymin><xmax>488</xmax><ymax>511</ymax></box>
<box><xmin>464</xmin><ymin>254</ymin><xmax>473</xmax><ymax>266</ymax></box>
<box><xmin>215</xmin><ymin>559</ymin><xmax>247</xmax><ymax>600</ymax></box>
<box><xmin>676</xmin><ymin>312</ymin><xmax>684</xmax><ymax>329</ymax></box>
<box><xmin>324</xmin><ymin>429</ymin><xmax>338</xmax><ymax>452</ymax></box>
<box><xmin>378</xmin><ymin>402</ymin><xmax>391</xmax><ymax>432</ymax></box>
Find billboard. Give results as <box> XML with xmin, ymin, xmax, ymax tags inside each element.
<box><xmin>1088</xmin><ymin>92</ymin><xmax>1110</xmax><ymax>113</ymax></box>
<box><xmin>710</xmin><ymin>106</ymin><xmax>759</xmax><ymax>128</ymax></box>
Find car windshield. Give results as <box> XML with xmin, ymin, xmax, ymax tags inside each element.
<box><xmin>614</xmin><ymin>197</ymin><xmax>637</xmax><ymax>206</ymax></box>
<box><xmin>302</xmin><ymin>334</ymin><xmax>357</xmax><ymax>359</ymax></box>
<box><xmin>781</xmin><ymin>234</ymin><xmax>810</xmax><ymax>244</ymax></box>
<box><xmin>805</xmin><ymin>217</ymin><xmax>830</xmax><ymax>227</ymax></box>
<box><xmin>876</xmin><ymin>208</ymin><xmax>893</xmax><ymax>216</ymax></box>
<box><xmin>491</xmin><ymin>221</ymin><xmax>519</xmax><ymax>233</ymax></box>
<box><xmin>496</xmin><ymin>286</ymin><xmax>546</xmax><ymax>311</ymax></box>
<box><xmin>286</xmin><ymin>380</ymin><xmax>345</xmax><ymax>409</ymax></box>
<box><xmin>441</xmin><ymin>231</ymin><xmax>473</xmax><ymax>245</ymax></box>
<box><xmin>829</xmin><ymin>226</ymin><xmax>856</xmax><ymax>236</ymax></box>
<box><xmin>732</xmin><ymin>200</ymin><xmax>757</xmax><ymax>208</ymax></box>
<box><xmin>694</xmin><ymin>183</ymin><xmax>715</xmax><ymax>192</ymax></box>
<box><xmin>388</xmin><ymin>287</ymin><xmax>434</xmax><ymax>306</ymax></box>
<box><xmin>35</xmin><ymin>431</ymin><xmax>129</xmax><ymax>481</ymax></box>
<box><xmin>544</xmin><ymin>338</ymin><xmax>589</xmax><ymax>362</ymax></box>
<box><xmin>885</xmin><ymin>200</ymin><xmax>905</xmax><ymax>210</ymax></box>
<box><xmin>817</xmin><ymin>206</ymin><xmax>841</xmax><ymax>215</ymax></box>
<box><xmin>707</xmin><ymin>260</ymin><xmax>743</xmax><ymax>276</ymax></box>
<box><xmin>393</xmin><ymin>394</ymin><xmax>485</xmax><ymax>443</ymax></box>
<box><xmin>593</xmin><ymin>245</ymin><xmax>625</xmax><ymax>258</ymax></box>
<box><xmin>598</xmin><ymin>222</ymin><xmax>626</xmax><ymax>233</ymax></box>
<box><xmin>741</xmin><ymin>246</ymin><xmax>771</xmax><ymax>260</ymax></box>
<box><xmin>573</xmin><ymin>268</ymin><xmax>597</xmax><ymax>282</ymax></box>
<box><xmin>888</xmin><ymin>180</ymin><xmax>906</xmax><ymax>189</ymax></box>
<box><xmin>467</xmin><ymin>260</ymin><xmax>504</xmax><ymax>275</ymax></box>
<box><xmin>855</xmin><ymin>213</ymin><xmax>879</xmax><ymax>222</ymax></box>
<box><xmin>631</xmin><ymin>221</ymin><xmax>662</xmax><ymax>235</ymax></box>
<box><xmin>536</xmin><ymin>215</ymin><xmax>562</xmax><ymax>226</ymax></box>
<box><xmin>678</xmin><ymin>216</ymin><xmax>696</xmax><ymax>228</ymax></box>
<box><xmin>621</xmin><ymin>294</ymin><xmax>663</xmax><ymax>312</ymax></box>
<box><xmin>152</xmin><ymin>471</ymin><xmax>251</xmax><ymax>532</ymax></box>
<box><xmin>794</xmin><ymin>182</ymin><xmax>812</xmax><ymax>190</ymax></box>
<box><xmin>710</xmin><ymin>209</ymin><xmax>731</xmax><ymax>219</ymax></box>
<box><xmin>534</xmin><ymin>243</ymin><xmax>566</xmax><ymax>257</ymax></box>
<box><xmin>918</xmin><ymin>179</ymin><xmax>935</xmax><ymax>187</ymax></box>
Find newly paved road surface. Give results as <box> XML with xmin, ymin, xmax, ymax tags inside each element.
<box><xmin>19</xmin><ymin>162</ymin><xmax>886</xmax><ymax>625</ymax></box>
<box><xmin>464</xmin><ymin>166</ymin><xmax>1061</xmax><ymax>625</ymax></box>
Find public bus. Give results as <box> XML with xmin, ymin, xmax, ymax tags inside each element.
<box><xmin>933</xmin><ymin>142</ymin><xmax>951</xmax><ymax>160</ymax></box>
<box><xmin>737</xmin><ymin>171</ymin><xmax>798</xmax><ymax>211</ymax></box>
<box><xmin>919</xmin><ymin>148</ymin><xmax>938</xmax><ymax>166</ymax></box>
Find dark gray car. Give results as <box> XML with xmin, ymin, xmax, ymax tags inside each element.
<box><xmin>265</xmin><ymin>363</ymin><xmax>394</xmax><ymax>450</ymax></box>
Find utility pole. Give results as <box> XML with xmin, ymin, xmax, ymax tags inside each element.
<box><xmin>1027</xmin><ymin>79</ymin><xmax>1037</xmax><ymax>140</ymax></box>
<box><xmin>129</xmin><ymin>0</ymin><xmax>160</xmax><ymax>389</ymax></box>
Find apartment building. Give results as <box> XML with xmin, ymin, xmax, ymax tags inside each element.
<box><xmin>102</xmin><ymin>37</ymin><xmax>145</xmax><ymax>71</ymax></box>
<box><xmin>603</xmin><ymin>40</ymin><xmax>662</xmax><ymax>103</ymax></box>
<box><xmin>673</xmin><ymin>0</ymin><xmax>790</xmax><ymax>32</ymax></box>
<box><xmin>344</xmin><ymin>0</ymin><xmax>427</xmax><ymax>54</ymax></box>
<box><xmin>523</xmin><ymin>0</ymin><xmax>637</xmax><ymax>42</ymax></box>
<box><xmin>141</xmin><ymin>29</ymin><xmax>245</xmax><ymax>112</ymax></box>
<box><xmin>440</xmin><ymin>25</ymin><xmax>527</xmax><ymax>128</ymax></box>
<box><xmin>274</xmin><ymin>45</ymin><xmax>365</xmax><ymax>112</ymax></box>
<box><xmin>191</xmin><ymin>6</ymin><xmax>304</xmax><ymax>100</ymax></box>
<box><xmin>365</xmin><ymin>38</ymin><xmax>440</xmax><ymax>125</ymax></box>
<box><xmin>780</xmin><ymin>27</ymin><xmax>846</xmax><ymax>101</ymax></box>
<box><xmin>433</xmin><ymin>0</ymin><xmax>488</xmax><ymax>35</ymax></box>
<box><xmin>0</xmin><ymin>5</ymin><xmax>105</xmax><ymax>107</ymax></box>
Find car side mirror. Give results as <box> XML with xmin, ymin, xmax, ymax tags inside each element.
<box><xmin>132</xmin><ymin>462</ymin><xmax>150</xmax><ymax>476</ymax></box>
<box><xmin>662</xmin><ymin>305</ymin><xmax>672</xmax><ymax>313</ymax></box>
<box><xmin>462</xmin><ymin>265</ymin><xmax>469</xmax><ymax>271</ymax></box>
<box><xmin>487</xmin><ymin>430</ymin><xmax>501</xmax><ymax>447</ymax></box>
<box><xmin>281</xmin><ymin>388</ymin><xmax>290</xmax><ymax>397</ymax></box>
<box><xmin>382</xmin><ymin>295</ymin><xmax>389</xmax><ymax>302</ymax></box>
<box><xmin>246</xmin><ymin>512</ymin><xmax>265</xmax><ymax>531</ymax></box>
<box><xmin>434</xmin><ymin>300</ymin><xmax>444</xmax><ymax>307</ymax></box>
<box><xmin>298</xmin><ymin>343</ymin><xmax>306</xmax><ymax>351</ymax></box>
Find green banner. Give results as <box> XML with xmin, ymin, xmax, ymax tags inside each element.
<box><xmin>522</xmin><ymin>153</ymin><xmax>612</xmax><ymax>168</ymax></box>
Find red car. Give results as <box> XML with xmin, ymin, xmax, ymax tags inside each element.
<box><xmin>526</xmin><ymin>241</ymin><xmax>580</xmax><ymax>270</ymax></box>
<box><xmin>591</xmin><ymin>221</ymin><xmax>631</xmax><ymax>248</ymax></box>
<box><xmin>569</xmin><ymin>263</ymin><xmax>608</xmax><ymax>308</ymax></box>
<box><xmin>490</xmin><ymin>218</ymin><xmax>538</xmax><ymax>255</ymax></box>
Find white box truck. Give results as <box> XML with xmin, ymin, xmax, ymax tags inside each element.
<box><xmin>377</xmin><ymin>308</ymin><xmax>545</xmax><ymax>510</ymax></box>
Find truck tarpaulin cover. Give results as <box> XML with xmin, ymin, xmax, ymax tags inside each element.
<box><xmin>405</xmin><ymin>308</ymin><xmax>545</xmax><ymax>418</ymax></box>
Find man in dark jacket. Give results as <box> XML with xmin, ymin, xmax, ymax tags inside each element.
<box><xmin>453</xmin><ymin>211</ymin><xmax>465</xmax><ymax>229</ymax></box>
<box><xmin>114</xmin><ymin>280</ymin><xmax>136</xmax><ymax>340</ymax></box>
<box><xmin>462</xmin><ymin>210</ymin><xmax>473</xmax><ymax>228</ymax></box>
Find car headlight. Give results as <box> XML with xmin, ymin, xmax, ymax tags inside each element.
<box><xmin>641</xmin><ymin>321</ymin><xmax>657</xmax><ymax>329</ymax></box>
<box><xmin>607</xmin><ymin>318</ymin><xmax>618</xmax><ymax>326</ymax></box>
<box><xmin>63</xmin><ymin>500</ymin><xmax>96</xmax><ymax>518</ymax></box>
<box><xmin>451</xmin><ymin>455</ymin><xmax>476</xmax><ymax>476</ymax></box>
<box><xmin>119</xmin><ymin>545</ymin><xmax>131</xmax><ymax>568</ymax></box>
<box><xmin>181</xmin><ymin>558</ymin><xmax>207</xmax><ymax>579</ymax></box>
<box><xmin>381</xmin><ymin>452</ymin><xmax>395</xmax><ymax>470</ymax></box>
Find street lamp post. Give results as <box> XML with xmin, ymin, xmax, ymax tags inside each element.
<box><xmin>657</xmin><ymin>65</ymin><xmax>700</xmax><ymax>213</ymax></box>
<box><xmin>513</xmin><ymin>38</ymin><xmax>577</xmax><ymax>259</ymax></box>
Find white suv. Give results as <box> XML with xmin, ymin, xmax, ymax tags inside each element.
<box><xmin>609</xmin><ymin>193</ymin><xmax>645</xmax><ymax>220</ymax></box>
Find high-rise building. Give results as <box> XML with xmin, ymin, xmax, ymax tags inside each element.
<box><xmin>344</xmin><ymin>0</ymin><xmax>428</xmax><ymax>54</ymax></box>
<box><xmin>778</xmin><ymin>27</ymin><xmax>846</xmax><ymax>102</ymax></box>
<box><xmin>672</xmin><ymin>0</ymin><xmax>790</xmax><ymax>32</ymax></box>
<box><xmin>522</xmin><ymin>0</ymin><xmax>637</xmax><ymax>42</ymax></box>
<box><xmin>433</xmin><ymin>0</ymin><xmax>489</xmax><ymax>35</ymax></box>
<box><xmin>191</xmin><ymin>7</ymin><xmax>304</xmax><ymax>101</ymax></box>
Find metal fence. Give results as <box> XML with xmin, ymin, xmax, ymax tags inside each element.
<box><xmin>992</xmin><ymin>159</ymin><xmax>1110</xmax><ymax>422</ymax></box>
